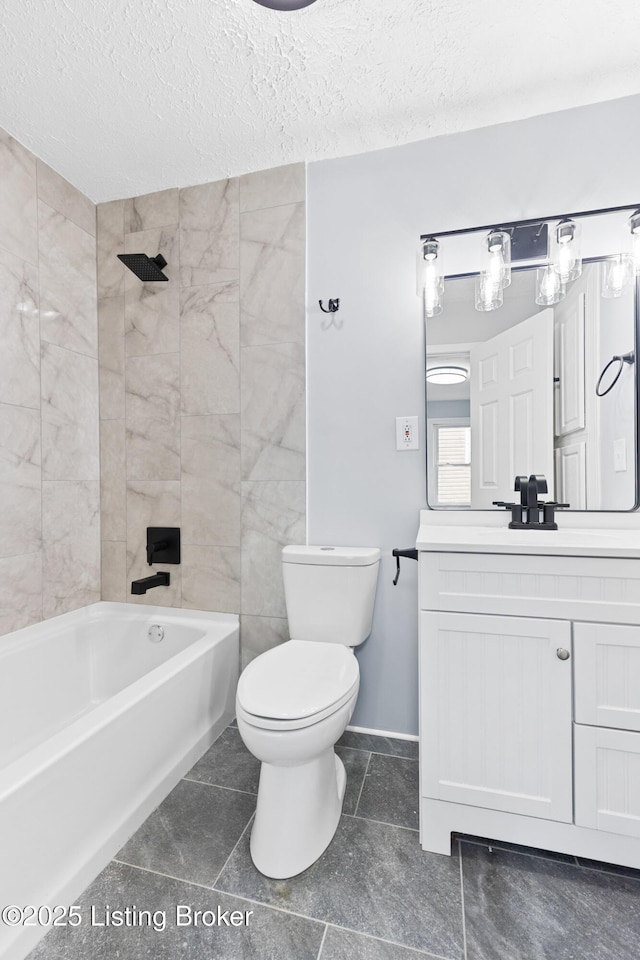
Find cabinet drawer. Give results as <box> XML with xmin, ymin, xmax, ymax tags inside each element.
<box><xmin>575</xmin><ymin>723</ymin><xmax>640</xmax><ymax>838</ymax></box>
<box><xmin>574</xmin><ymin>622</ymin><xmax>640</xmax><ymax>732</ymax></box>
<box><xmin>420</xmin><ymin>552</ymin><xmax>640</xmax><ymax>623</ymax></box>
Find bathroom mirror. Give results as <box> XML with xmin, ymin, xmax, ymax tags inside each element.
<box><xmin>422</xmin><ymin>205</ymin><xmax>640</xmax><ymax>511</ymax></box>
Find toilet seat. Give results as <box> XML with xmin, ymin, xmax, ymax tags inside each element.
<box><xmin>237</xmin><ymin>640</ymin><xmax>359</xmax><ymax>731</ymax></box>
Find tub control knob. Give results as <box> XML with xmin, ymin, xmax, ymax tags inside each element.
<box><xmin>149</xmin><ymin>624</ymin><xmax>165</xmax><ymax>643</ymax></box>
<box><xmin>556</xmin><ymin>647</ymin><xmax>570</xmax><ymax>661</ymax></box>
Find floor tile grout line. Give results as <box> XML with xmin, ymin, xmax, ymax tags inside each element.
<box><xmin>367</xmin><ymin>750</ymin><xmax>419</xmax><ymax>762</ymax></box>
<box><xmin>211</xmin><ymin>811</ymin><xmax>256</xmax><ymax>889</ymax></box>
<box><xmin>209</xmin><ymin>882</ymin><xmax>339</xmax><ymax>928</ymax></box>
<box><xmin>458</xmin><ymin>841</ymin><xmax>468</xmax><ymax>960</ymax></box>
<box><xmin>343</xmin><ymin>811</ymin><xmax>419</xmax><ymax>833</ymax></box>
<box><xmin>315</xmin><ymin>923</ymin><xmax>329</xmax><ymax>960</ymax></box>
<box><xmin>112</xmin><ymin>858</ymin><xmax>224</xmax><ymax>892</ymax></box>
<box><xmin>352</xmin><ymin>751</ymin><xmax>372</xmax><ymax>818</ymax></box>
<box><xmin>181</xmin><ymin>776</ymin><xmax>257</xmax><ymax>797</ymax></box>
<box><xmin>321</xmin><ymin>922</ymin><xmax>457</xmax><ymax>959</ymax></box>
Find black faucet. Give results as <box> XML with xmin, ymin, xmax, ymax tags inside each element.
<box><xmin>131</xmin><ymin>571</ymin><xmax>170</xmax><ymax>595</ymax></box>
<box><xmin>493</xmin><ymin>474</ymin><xmax>569</xmax><ymax>530</ymax></box>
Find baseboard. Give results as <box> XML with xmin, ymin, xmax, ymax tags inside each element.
<box><xmin>346</xmin><ymin>724</ymin><xmax>419</xmax><ymax>742</ymax></box>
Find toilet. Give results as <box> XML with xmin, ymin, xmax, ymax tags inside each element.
<box><xmin>236</xmin><ymin>544</ymin><xmax>380</xmax><ymax>879</ymax></box>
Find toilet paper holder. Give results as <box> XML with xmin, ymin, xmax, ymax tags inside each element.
<box><xmin>392</xmin><ymin>548</ymin><xmax>418</xmax><ymax>585</ymax></box>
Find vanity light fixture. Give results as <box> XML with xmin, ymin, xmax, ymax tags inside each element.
<box><xmin>421</xmin><ymin>203</ymin><xmax>640</xmax><ymax>320</ymax></box>
<box><xmin>535</xmin><ymin>264</ymin><xmax>565</xmax><ymax>306</ymax></box>
<box><xmin>426</xmin><ymin>365</ymin><xmax>469</xmax><ymax>385</ymax></box>
<box><xmin>422</xmin><ymin>238</ymin><xmax>444</xmax><ymax>318</ymax></box>
<box><xmin>553</xmin><ymin>219</ymin><xmax>582</xmax><ymax>283</ymax></box>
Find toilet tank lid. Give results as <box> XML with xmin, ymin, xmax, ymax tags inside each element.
<box><xmin>282</xmin><ymin>545</ymin><xmax>381</xmax><ymax>566</ymax></box>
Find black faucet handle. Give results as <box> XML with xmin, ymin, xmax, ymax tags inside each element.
<box><xmin>514</xmin><ymin>476</ymin><xmax>527</xmax><ymax>492</ymax></box>
<box><xmin>530</xmin><ymin>474</ymin><xmax>548</xmax><ymax>495</ymax></box>
<box><xmin>146</xmin><ymin>538</ymin><xmax>169</xmax><ymax>565</ymax></box>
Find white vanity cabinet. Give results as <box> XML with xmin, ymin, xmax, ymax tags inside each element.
<box><xmin>418</xmin><ymin>542</ymin><xmax>640</xmax><ymax>868</ymax></box>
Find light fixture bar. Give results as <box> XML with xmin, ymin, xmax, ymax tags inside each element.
<box><xmin>419</xmin><ymin>202</ymin><xmax>640</xmax><ymax>242</ymax></box>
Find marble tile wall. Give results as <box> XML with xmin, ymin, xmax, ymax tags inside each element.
<box><xmin>0</xmin><ymin>127</ymin><xmax>100</xmax><ymax>636</ymax></box>
<box><xmin>97</xmin><ymin>163</ymin><xmax>306</xmax><ymax>666</ymax></box>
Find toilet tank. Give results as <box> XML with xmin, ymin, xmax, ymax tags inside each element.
<box><xmin>282</xmin><ymin>545</ymin><xmax>381</xmax><ymax>646</ymax></box>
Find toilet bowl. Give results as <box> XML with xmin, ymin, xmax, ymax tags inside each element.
<box><xmin>236</xmin><ymin>640</ymin><xmax>360</xmax><ymax>879</ymax></box>
<box><xmin>236</xmin><ymin>545</ymin><xmax>380</xmax><ymax>879</ymax></box>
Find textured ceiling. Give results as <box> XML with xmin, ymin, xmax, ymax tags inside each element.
<box><xmin>1</xmin><ymin>0</ymin><xmax>639</xmax><ymax>202</ymax></box>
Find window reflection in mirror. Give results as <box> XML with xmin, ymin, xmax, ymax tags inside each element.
<box><xmin>426</xmin><ymin>248</ymin><xmax>638</xmax><ymax>511</ymax></box>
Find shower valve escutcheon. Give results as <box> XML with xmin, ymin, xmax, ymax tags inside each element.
<box><xmin>146</xmin><ymin>527</ymin><xmax>181</xmax><ymax>566</ymax></box>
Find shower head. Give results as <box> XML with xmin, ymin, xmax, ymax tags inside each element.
<box><xmin>117</xmin><ymin>253</ymin><xmax>169</xmax><ymax>281</ymax></box>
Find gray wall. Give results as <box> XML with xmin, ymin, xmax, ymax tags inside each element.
<box><xmin>0</xmin><ymin>126</ymin><xmax>99</xmax><ymax>635</ymax></box>
<box><xmin>96</xmin><ymin>164</ymin><xmax>306</xmax><ymax>667</ymax></box>
<box><xmin>307</xmin><ymin>94</ymin><xmax>640</xmax><ymax>735</ymax></box>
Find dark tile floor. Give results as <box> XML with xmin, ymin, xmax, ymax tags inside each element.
<box><xmin>28</xmin><ymin>725</ymin><xmax>640</xmax><ymax>960</ymax></box>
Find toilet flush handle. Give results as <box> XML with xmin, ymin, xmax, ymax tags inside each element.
<box><xmin>392</xmin><ymin>548</ymin><xmax>418</xmax><ymax>585</ymax></box>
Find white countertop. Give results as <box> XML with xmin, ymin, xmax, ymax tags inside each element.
<box><xmin>416</xmin><ymin>522</ymin><xmax>640</xmax><ymax>558</ymax></box>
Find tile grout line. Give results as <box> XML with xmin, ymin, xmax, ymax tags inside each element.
<box><xmin>211</xmin><ymin>810</ymin><xmax>255</xmax><ymax>889</ymax></box>
<box><xmin>343</xmin><ymin>811</ymin><xmax>419</xmax><ymax>833</ymax></box>
<box><xmin>111</xmin><ymin>857</ymin><xmax>219</xmax><ymax>890</ymax></box>
<box><xmin>352</xmin><ymin>752</ymin><xmax>372</xmax><ymax>818</ymax></box>
<box><xmin>314</xmin><ymin>923</ymin><xmax>329</xmax><ymax>960</ymax></box>
<box><xmin>180</xmin><ymin>776</ymin><xmax>257</xmax><ymax>797</ymax></box>
<box><xmin>321</xmin><ymin>922</ymin><xmax>456</xmax><ymax>959</ymax></box>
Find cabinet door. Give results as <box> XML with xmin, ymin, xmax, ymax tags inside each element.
<box><xmin>420</xmin><ymin>611</ymin><xmax>572</xmax><ymax>821</ymax></box>
<box><xmin>574</xmin><ymin>622</ymin><xmax>640</xmax><ymax>732</ymax></box>
<box><xmin>575</xmin><ymin>724</ymin><xmax>640</xmax><ymax>838</ymax></box>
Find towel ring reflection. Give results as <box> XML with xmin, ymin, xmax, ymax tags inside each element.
<box><xmin>596</xmin><ymin>351</ymin><xmax>635</xmax><ymax>397</ymax></box>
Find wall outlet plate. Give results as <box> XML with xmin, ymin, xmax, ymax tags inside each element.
<box><xmin>396</xmin><ymin>416</ymin><xmax>419</xmax><ymax>450</ymax></box>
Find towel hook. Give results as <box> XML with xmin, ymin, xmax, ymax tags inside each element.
<box><xmin>319</xmin><ymin>298</ymin><xmax>340</xmax><ymax>314</ymax></box>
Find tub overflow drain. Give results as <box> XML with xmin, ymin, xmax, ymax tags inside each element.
<box><xmin>148</xmin><ymin>624</ymin><xmax>164</xmax><ymax>643</ymax></box>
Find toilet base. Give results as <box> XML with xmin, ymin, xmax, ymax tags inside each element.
<box><xmin>250</xmin><ymin>750</ymin><xmax>347</xmax><ymax>879</ymax></box>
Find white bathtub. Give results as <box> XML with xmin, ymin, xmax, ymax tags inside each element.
<box><xmin>0</xmin><ymin>601</ymin><xmax>239</xmax><ymax>960</ymax></box>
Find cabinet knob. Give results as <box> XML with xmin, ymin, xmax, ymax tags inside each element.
<box><xmin>556</xmin><ymin>647</ymin><xmax>570</xmax><ymax>661</ymax></box>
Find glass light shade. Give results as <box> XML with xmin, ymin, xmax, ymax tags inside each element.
<box><xmin>632</xmin><ymin>231</ymin><xmax>640</xmax><ymax>274</ymax></box>
<box><xmin>486</xmin><ymin>230</ymin><xmax>511</xmax><ymax>287</ymax></box>
<box><xmin>424</xmin><ymin>271</ymin><xmax>444</xmax><ymax>317</ymax></box>
<box><xmin>426</xmin><ymin>365</ymin><xmax>468</xmax><ymax>385</ymax></box>
<box><xmin>553</xmin><ymin>219</ymin><xmax>582</xmax><ymax>283</ymax></box>
<box><xmin>422</xmin><ymin>239</ymin><xmax>444</xmax><ymax>317</ymax></box>
<box><xmin>535</xmin><ymin>265</ymin><xmax>565</xmax><ymax>306</ymax></box>
<box><xmin>475</xmin><ymin>272</ymin><xmax>503</xmax><ymax>311</ymax></box>
<box><xmin>602</xmin><ymin>254</ymin><xmax>634</xmax><ymax>298</ymax></box>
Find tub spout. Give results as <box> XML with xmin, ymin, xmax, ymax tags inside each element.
<box><xmin>131</xmin><ymin>571</ymin><xmax>170</xmax><ymax>595</ymax></box>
